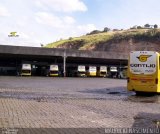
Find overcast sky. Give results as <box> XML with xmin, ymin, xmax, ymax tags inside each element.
<box><xmin>0</xmin><ymin>0</ymin><xmax>160</xmax><ymax>47</ymax></box>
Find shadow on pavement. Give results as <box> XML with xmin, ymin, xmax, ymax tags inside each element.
<box><xmin>132</xmin><ymin>112</ymin><xmax>160</xmax><ymax>128</ymax></box>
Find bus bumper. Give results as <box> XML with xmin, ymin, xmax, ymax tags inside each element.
<box><xmin>78</xmin><ymin>74</ymin><xmax>86</xmax><ymax>77</ymax></box>
<box><xmin>21</xmin><ymin>73</ymin><xmax>31</xmax><ymax>76</ymax></box>
<box><xmin>127</xmin><ymin>84</ymin><xmax>159</xmax><ymax>93</ymax></box>
<box><xmin>88</xmin><ymin>72</ymin><xmax>96</xmax><ymax>77</ymax></box>
<box><xmin>50</xmin><ymin>74</ymin><xmax>59</xmax><ymax>77</ymax></box>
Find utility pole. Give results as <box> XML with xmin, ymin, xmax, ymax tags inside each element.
<box><xmin>63</xmin><ymin>50</ymin><xmax>66</xmax><ymax>77</ymax></box>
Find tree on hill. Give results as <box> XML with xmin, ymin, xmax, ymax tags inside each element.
<box><xmin>87</xmin><ymin>30</ymin><xmax>101</xmax><ymax>35</ymax></box>
<box><xmin>69</xmin><ymin>37</ymin><xmax>73</xmax><ymax>40</ymax></box>
<box><xmin>154</xmin><ymin>24</ymin><xmax>158</xmax><ymax>29</ymax></box>
<box><xmin>130</xmin><ymin>25</ymin><xmax>137</xmax><ymax>29</ymax></box>
<box><xmin>113</xmin><ymin>29</ymin><xmax>119</xmax><ymax>31</ymax></box>
<box><xmin>144</xmin><ymin>24</ymin><xmax>150</xmax><ymax>28</ymax></box>
<box><xmin>137</xmin><ymin>26</ymin><xmax>142</xmax><ymax>29</ymax></box>
<box><xmin>103</xmin><ymin>27</ymin><xmax>110</xmax><ymax>32</ymax></box>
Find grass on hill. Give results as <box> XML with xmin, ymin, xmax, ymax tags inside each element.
<box><xmin>45</xmin><ymin>28</ymin><xmax>160</xmax><ymax>50</ymax></box>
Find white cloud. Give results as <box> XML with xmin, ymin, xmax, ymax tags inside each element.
<box><xmin>35</xmin><ymin>1</ymin><xmax>47</xmax><ymax>10</ymax></box>
<box><xmin>35</xmin><ymin>12</ymin><xmax>76</xmax><ymax>28</ymax></box>
<box><xmin>77</xmin><ymin>24</ymin><xmax>96</xmax><ymax>33</ymax></box>
<box><xmin>0</xmin><ymin>5</ymin><xmax>10</xmax><ymax>17</ymax></box>
<box><xmin>56</xmin><ymin>24</ymin><xmax>97</xmax><ymax>39</ymax></box>
<box><xmin>0</xmin><ymin>1</ymin><xmax>91</xmax><ymax>47</ymax></box>
<box><xmin>35</xmin><ymin>0</ymin><xmax>87</xmax><ymax>12</ymax></box>
<box><xmin>35</xmin><ymin>12</ymin><xmax>63</xmax><ymax>28</ymax></box>
<box><xmin>63</xmin><ymin>16</ymin><xmax>76</xmax><ymax>24</ymax></box>
<box><xmin>19</xmin><ymin>32</ymin><xmax>30</xmax><ymax>39</ymax></box>
<box><xmin>0</xmin><ymin>32</ymin><xmax>42</xmax><ymax>47</ymax></box>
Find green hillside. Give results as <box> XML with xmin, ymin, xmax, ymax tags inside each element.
<box><xmin>45</xmin><ymin>28</ymin><xmax>160</xmax><ymax>50</ymax></box>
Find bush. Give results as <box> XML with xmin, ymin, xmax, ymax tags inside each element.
<box><xmin>103</xmin><ymin>27</ymin><xmax>110</xmax><ymax>32</ymax></box>
<box><xmin>87</xmin><ymin>30</ymin><xmax>101</xmax><ymax>35</ymax></box>
<box><xmin>69</xmin><ymin>37</ymin><xmax>73</xmax><ymax>40</ymax></box>
<box><xmin>137</xmin><ymin>26</ymin><xmax>142</xmax><ymax>29</ymax></box>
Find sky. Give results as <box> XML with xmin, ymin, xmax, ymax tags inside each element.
<box><xmin>0</xmin><ymin>0</ymin><xmax>160</xmax><ymax>47</ymax></box>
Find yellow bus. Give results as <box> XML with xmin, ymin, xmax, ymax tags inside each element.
<box><xmin>21</xmin><ymin>64</ymin><xmax>31</xmax><ymax>76</ymax></box>
<box><xmin>108</xmin><ymin>66</ymin><xmax>118</xmax><ymax>78</ymax></box>
<box><xmin>49</xmin><ymin>65</ymin><xmax>59</xmax><ymax>76</ymax></box>
<box><xmin>127</xmin><ymin>51</ymin><xmax>159</xmax><ymax>93</ymax></box>
<box><xmin>86</xmin><ymin>66</ymin><xmax>97</xmax><ymax>77</ymax></box>
<box><xmin>97</xmin><ymin>66</ymin><xmax>107</xmax><ymax>77</ymax></box>
<box><xmin>77</xmin><ymin>65</ymin><xmax>86</xmax><ymax>77</ymax></box>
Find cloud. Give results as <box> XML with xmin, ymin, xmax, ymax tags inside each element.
<box><xmin>0</xmin><ymin>5</ymin><xmax>10</xmax><ymax>17</ymax></box>
<box><xmin>35</xmin><ymin>12</ymin><xmax>76</xmax><ymax>28</ymax></box>
<box><xmin>77</xmin><ymin>24</ymin><xmax>96</xmax><ymax>33</ymax></box>
<box><xmin>19</xmin><ymin>32</ymin><xmax>30</xmax><ymax>39</ymax></box>
<box><xmin>0</xmin><ymin>0</ymin><xmax>91</xmax><ymax>47</ymax></box>
<box><xmin>63</xmin><ymin>16</ymin><xmax>76</xmax><ymax>24</ymax></box>
<box><xmin>35</xmin><ymin>12</ymin><xmax>63</xmax><ymax>28</ymax></box>
<box><xmin>35</xmin><ymin>0</ymin><xmax>87</xmax><ymax>12</ymax></box>
<box><xmin>0</xmin><ymin>31</ymin><xmax>41</xmax><ymax>47</ymax></box>
<box><xmin>57</xmin><ymin>24</ymin><xmax>97</xmax><ymax>39</ymax></box>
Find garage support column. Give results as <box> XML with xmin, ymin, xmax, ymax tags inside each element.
<box><xmin>63</xmin><ymin>50</ymin><xmax>66</xmax><ymax>77</ymax></box>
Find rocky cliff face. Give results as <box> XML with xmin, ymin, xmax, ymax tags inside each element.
<box><xmin>55</xmin><ymin>39</ymin><xmax>160</xmax><ymax>55</ymax></box>
<box><xmin>94</xmin><ymin>39</ymin><xmax>160</xmax><ymax>54</ymax></box>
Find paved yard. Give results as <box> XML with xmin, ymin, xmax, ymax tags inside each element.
<box><xmin>0</xmin><ymin>77</ymin><xmax>160</xmax><ymax>133</ymax></box>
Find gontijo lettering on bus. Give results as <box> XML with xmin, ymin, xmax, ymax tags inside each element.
<box><xmin>130</xmin><ymin>64</ymin><xmax>156</xmax><ymax>68</ymax></box>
